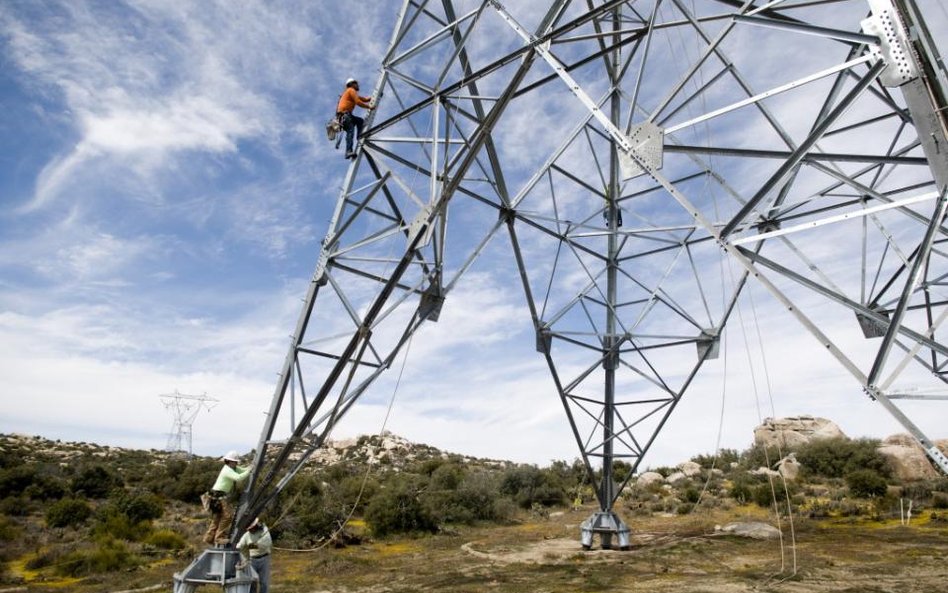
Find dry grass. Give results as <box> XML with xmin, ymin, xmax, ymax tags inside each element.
<box><xmin>10</xmin><ymin>504</ymin><xmax>948</xmax><ymax>593</ymax></box>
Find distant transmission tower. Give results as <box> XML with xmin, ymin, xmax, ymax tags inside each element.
<box><xmin>159</xmin><ymin>390</ymin><xmax>218</xmax><ymax>457</ymax></box>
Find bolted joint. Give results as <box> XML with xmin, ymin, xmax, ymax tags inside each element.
<box><xmin>419</xmin><ymin>284</ymin><xmax>446</xmax><ymax>322</ymax></box>
<box><xmin>498</xmin><ymin>206</ymin><xmax>517</xmax><ymax>224</ymax></box>
<box><xmin>535</xmin><ymin>327</ymin><xmax>552</xmax><ymax>353</ymax></box>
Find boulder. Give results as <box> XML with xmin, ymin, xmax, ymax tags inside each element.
<box><xmin>635</xmin><ymin>471</ymin><xmax>664</xmax><ymax>487</ymax></box>
<box><xmin>677</xmin><ymin>461</ymin><xmax>702</xmax><ymax>477</ymax></box>
<box><xmin>716</xmin><ymin>522</ymin><xmax>781</xmax><ymax>540</ymax></box>
<box><xmin>665</xmin><ymin>471</ymin><xmax>689</xmax><ymax>484</ymax></box>
<box><xmin>878</xmin><ymin>434</ymin><xmax>939</xmax><ymax>481</ymax></box>
<box><xmin>754</xmin><ymin>416</ymin><xmax>846</xmax><ymax>449</ymax></box>
<box><xmin>750</xmin><ymin>467</ymin><xmax>780</xmax><ymax>478</ymax></box>
<box><xmin>776</xmin><ymin>453</ymin><xmax>800</xmax><ymax>481</ymax></box>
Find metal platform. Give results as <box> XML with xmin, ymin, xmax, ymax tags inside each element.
<box><xmin>172</xmin><ymin>547</ymin><xmax>257</xmax><ymax>593</ymax></box>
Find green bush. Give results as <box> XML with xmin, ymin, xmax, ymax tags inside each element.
<box><xmin>796</xmin><ymin>438</ymin><xmax>891</xmax><ymax>480</ymax></box>
<box><xmin>0</xmin><ymin>466</ymin><xmax>38</xmax><ymax>498</ymax></box>
<box><xmin>24</xmin><ymin>474</ymin><xmax>68</xmax><ymax>501</ymax></box>
<box><xmin>0</xmin><ymin>516</ymin><xmax>19</xmax><ymax>542</ymax></box>
<box><xmin>92</xmin><ymin>512</ymin><xmax>152</xmax><ymax>541</ymax></box>
<box><xmin>682</xmin><ymin>486</ymin><xmax>701</xmax><ymax>505</ymax></box>
<box><xmin>54</xmin><ymin>538</ymin><xmax>140</xmax><ymax>576</ymax></box>
<box><xmin>738</xmin><ymin>445</ymin><xmax>782</xmax><ymax>471</ymax></box>
<box><xmin>499</xmin><ymin>465</ymin><xmax>567</xmax><ymax>509</ymax></box>
<box><xmin>424</xmin><ymin>470</ymin><xmax>506</xmax><ymax>525</ymax></box>
<box><xmin>337</xmin><ymin>474</ymin><xmax>379</xmax><ymax>513</ymax></box>
<box><xmin>144</xmin><ymin>529</ymin><xmax>187</xmax><ymax>550</ymax></box>
<box><xmin>93</xmin><ymin>491</ymin><xmax>162</xmax><ymax>542</ymax></box>
<box><xmin>71</xmin><ymin>465</ymin><xmax>123</xmax><ymax>499</ymax></box>
<box><xmin>429</xmin><ymin>462</ymin><xmax>465</xmax><ymax>491</ymax></box>
<box><xmin>727</xmin><ymin>475</ymin><xmax>757</xmax><ymax>504</ymax></box>
<box><xmin>457</xmin><ymin>472</ymin><xmax>508</xmax><ymax>522</ymax></box>
<box><xmin>846</xmin><ymin>469</ymin><xmax>888</xmax><ymax>498</ymax></box>
<box><xmin>153</xmin><ymin>458</ymin><xmax>219</xmax><ymax>503</ymax></box>
<box><xmin>46</xmin><ymin>498</ymin><xmax>93</xmax><ymax>528</ymax></box>
<box><xmin>277</xmin><ymin>474</ymin><xmax>351</xmax><ymax>544</ymax></box>
<box><xmin>0</xmin><ymin>495</ymin><xmax>34</xmax><ymax>516</ymax></box>
<box><xmin>112</xmin><ymin>491</ymin><xmax>163</xmax><ymax>523</ymax></box>
<box><xmin>691</xmin><ymin>449</ymin><xmax>740</xmax><ymax>469</ymax></box>
<box><xmin>364</xmin><ymin>477</ymin><xmax>437</xmax><ymax>537</ymax></box>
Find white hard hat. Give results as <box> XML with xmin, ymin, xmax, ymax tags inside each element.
<box><xmin>222</xmin><ymin>450</ymin><xmax>240</xmax><ymax>462</ymax></box>
<box><xmin>346</xmin><ymin>77</ymin><xmax>357</xmax><ymax>85</ymax></box>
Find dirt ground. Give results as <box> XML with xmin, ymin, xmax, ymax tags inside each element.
<box><xmin>270</xmin><ymin>506</ymin><xmax>948</xmax><ymax>593</ymax></box>
<box><xmin>9</xmin><ymin>505</ymin><xmax>948</xmax><ymax>593</ymax></box>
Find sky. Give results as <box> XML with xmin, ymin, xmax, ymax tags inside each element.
<box><xmin>2</xmin><ymin>0</ymin><xmax>948</xmax><ymax>470</ymax></box>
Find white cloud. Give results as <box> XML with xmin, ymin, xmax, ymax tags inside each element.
<box><xmin>1</xmin><ymin>0</ymin><xmax>947</xmax><ymax>475</ymax></box>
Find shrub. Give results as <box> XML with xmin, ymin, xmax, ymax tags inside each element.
<box><xmin>796</xmin><ymin>438</ymin><xmax>891</xmax><ymax>480</ymax></box>
<box><xmin>727</xmin><ymin>475</ymin><xmax>757</xmax><ymax>504</ymax></box>
<box><xmin>932</xmin><ymin>492</ymin><xmax>948</xmax><ymax>510</ymax></box>
<box><xmin>0</xmin><ymin>466</ymin><xmax>38</xmax><ymax>498</ymax></box>
<box><xmin>93</xmin><ymin>512</ymin><xmax>152</xmax><ymax>541</ymax></box>
<box><xmin>499</xmin><ymin>465</ymin><xmax>566</xmax><ymax>509</ymax></box>
<box><xmin>846</xmin><ymin>470</ymin><xmax>888</xmax><ymax>499</ymax></box>
<box><xmin>364</xmin><ymin>477</ymin><xmax>437</xmax><ymax>537</ymax></box>
<box><xmin>0</xmin><ymin>495</ymin><xmax>34</xmax><ymax>516</ymax></box>
<box><xmin>738</xmin><ymin>446</ymin><xmax>782</xmax><ymax>471</ymax></box>
<box><xmin>0</xmin><ymin>516</ymin><xmax>19</xmax><ymax>543</ymax></box>
<box><xmin>46</xmin><ymin>498</ymin><xmax>93</xmax><ymax>528</ymax></box>
<box><xmin>682</xmin><ymin>486</ymin><xmax>701</xmax><ymax>505</ymax></box>
<box><xmin>24</xmin><ymin>475</ymin><xmax>67</xmax><ymax>501</ymax></box>
<box><xmin>71</xmin><ymin>465</ymin><xmax>123</xmax><ymax>499</ymax></box>
<box><xmin>55</xmin><ymin>538</ymin><xmax>140</xmax><ymax>576</ymax></box>
<box><xmin>456</xmin><ymin>472</ymin><xmax>507</xmax><ymax>522</ymax></box>
<box><xmin>92</xmin><ymin>492</ymin><xmax>161</xmax><ymax>542</ymax></box>
<box><xmin>337</xmin><ymin>475</ymin><xmax>379</xmax><ymax>513</ymax></box>
<box><xmin>297</xmin><ymin>504</ymin><xmax>347</xmax><ymax>541</ymax></box>
<box><xmin>900</xmin><ymin>481</ymin><xmax>933</xmax><ymax>500</ymax></box>
<box><xmin>425</xmin><ymin>470</ymin><xmax>505</xmax><ymax>525</ymax></box>
<box><xmin>154</xmin><ymin>458</ymin><xmax>219</xmax><ymax>503</ymax></box>
<box><xmin>752</xmin><ymin>483</ymin><xmax>778</xmax><ymax>508</ymax></box>
<box><xmin>144</xmin><ymin>529</ymin><xmax>186</xmax><ymax>550</ymax></box>
<box><xmin>112</xmin><ymin>491</ymin><xmax>163</xmax><ymax>523</ymax></box>
<box><xmin>429</xmin><ymin>463</ymin><xmax>465</xmax><ymax>491</ymax></box>
<box><xmin>691</xmin><ymin>449</ymin><xmax>740</xmax><ymax>469</ymax></box>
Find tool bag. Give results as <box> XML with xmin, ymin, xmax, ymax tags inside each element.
<box><xmin>326</xmin><ymin>114</ymin><xmax>343</xmax><ymax>142</ymax></box>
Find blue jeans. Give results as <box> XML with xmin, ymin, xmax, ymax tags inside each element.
<box><xmin>250</xmin><ymin>555</ymin><xmax>270</xmax><ymax>593</ymax></box>
<box><xmin>342</xmin><ymin>112</ymin><xmax>364</xmax><ymax>153</ymax></box>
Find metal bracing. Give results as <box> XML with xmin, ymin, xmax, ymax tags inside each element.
<box><xmin>228</xmin><ymin>0</ymin><xmax>948</xmax><ymax>552</ymax></box>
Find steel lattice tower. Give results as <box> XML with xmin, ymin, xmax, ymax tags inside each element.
<box><xmin>236</xmin><ymin>0</ymin><xmax>948</xmax><ymax>548</ymax></box>
<box><xmin>159</xmin><ymin>390</ymin><xmax>218</xmax><ymax>457</ymax></box>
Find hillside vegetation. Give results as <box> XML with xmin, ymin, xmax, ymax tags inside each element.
<box><xmin>1</xmin><ymin>431</ymin><xmax>947</xmax><ymax>592</ymax></box>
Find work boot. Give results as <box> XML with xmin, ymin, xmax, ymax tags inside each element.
<box><xmin>345</xmin><ymin>151</ymin><xmax>356</xmax><ymax>159</ymax></box>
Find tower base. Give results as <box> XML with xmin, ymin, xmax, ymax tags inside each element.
<box><xmin>580</xmin><ymin>511</ymin><xmax>631</xmax><ymax>550</ymax></box>
<box><xmin>172</xmin><ymin>547</ymin><xmax>257</xmax><ymax>593</ymax></box>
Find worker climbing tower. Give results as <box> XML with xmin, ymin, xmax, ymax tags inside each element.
<box><xmin>175</xmin><ymin>6</ymin><xmax>948</xmax><ymax>587</ymax></box>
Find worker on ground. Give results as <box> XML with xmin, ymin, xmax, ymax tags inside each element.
<box><xmin>203</xmin><ymin>450</ymin><xmax>250</xmax><ymax>546</ymax></box>
<box><xmin>336</xmin><ymin>77</ymin><xmax>374</xmax><ymax>159</ymax></box>
<box><xmin>237</xmin><ymin>518</ymin><xmax>273</xmax><ymax>593</ymax></box>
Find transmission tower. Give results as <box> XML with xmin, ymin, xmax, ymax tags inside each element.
<box><xmin>159</xmin><ymin>390</ymin><xmax>218</xmax><ymax>457</ymax></box>
<box><xmin>235</xmin><ymin>0</ymin><xmax>948</xmax><ymax>551</ymax></box>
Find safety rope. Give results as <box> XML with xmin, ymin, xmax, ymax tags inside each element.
<box><xmin>728</xmin><ymin>257</ymin><xmax>798</xmax><ymax>578</ymax></box>
<box><xmin>746</xmin><ymin>281</ymin><xmax>798</xmax><ymax>579</ymax></box>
